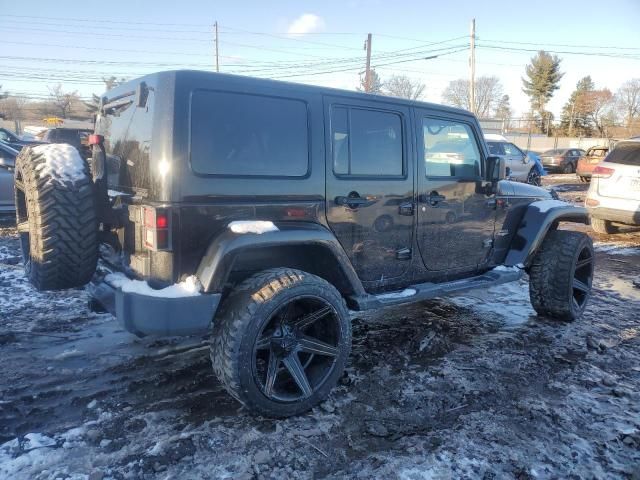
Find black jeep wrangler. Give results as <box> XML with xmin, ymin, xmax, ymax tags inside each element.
<box><xmin>14</xmin><ymin>71</ymin><xmax>594</xmax><ymax>417</ymax></box>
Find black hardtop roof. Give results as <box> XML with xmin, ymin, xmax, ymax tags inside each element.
<box><xmin>104</xmin><ymin>70</ymin><xmax>473</xmax><ymax>118</ymax></box>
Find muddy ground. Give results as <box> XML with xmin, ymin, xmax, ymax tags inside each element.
<box><xmin>1</xmin><ymin>175</ymin><xmax>639</xmax><ymax>479</ymax></box>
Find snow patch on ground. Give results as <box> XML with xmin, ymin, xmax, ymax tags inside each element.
<box><xmin>451</xmin><ymin>279</ymin><xmax>535</xmax><ymax>326</ymax></box>
<box><xmin>594</xmin><ymin>242</ymin><xmax>640</xmax><ymax>256</ymax></box>
<box><xmin>493</xmin><ymin>264</ymin><xmax>522</xmax><ymax>273</ymax></box>
<box><xmin>32</xmin><ymin>144</ymin><xmax>87</xmax><ymax>183</ymax></box>
<box><xmin>106</xmin><ymin>273</ymin><xmax>202</xmax><ymax>298</ymax></box>
<box><xmin>228</xmin><ymin>220</ymin><xmax>278</xmax><ymax>234</ymax></box>
<box><xmin>377</xmin><ymin>288</ymin><xmax>417</xmax><ymax>300</ymax></box>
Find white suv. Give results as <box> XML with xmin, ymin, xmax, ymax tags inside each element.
<box><xmin>585</xmin><ymin>139</ymin><xmax>640</xmax><ymax>234</ymax></box>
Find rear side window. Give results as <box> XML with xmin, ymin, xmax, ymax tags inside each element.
<box><xmin>190</xmin><ymin>90</ymin><xmax>309</xmax><ymax>177</ymax></box>
<box><xmin>331</xmin><ymin>106</ymin><xmax>403</xmax><ymax>177</ymax></box>
<box><xmin>605</xmin><ymin>142</ymin><xmax>640</xmax><ymax>166</ymax></box>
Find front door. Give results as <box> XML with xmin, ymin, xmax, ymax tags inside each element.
<box><xmin>416</xmin><ymin>112</ymin><xmax>495</xmax><ymax>271</ymax></box>
<box><xmin>325</xmin><ymin>98</ymin><xmax>414</xmax><ymax>283</ymax></box>
<box><xmin>503</xmin><ymin>142</ymin><xmax>528</xmax><ymax>179</ymax></box>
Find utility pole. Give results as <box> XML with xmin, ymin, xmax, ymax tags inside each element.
<box><xmin>364</xmin><ymin>33</ymin><xmax>372</xmax><ymax>92</ymax></box>
<box><xmin>214</xmin><ymin>21</ymin><xmax>219</xmax><ymax>72</ymax></box>
<box><xmin>469</xmin><ymin>19</ymin><xmax>476</xmax><ymax>114</ymax></box>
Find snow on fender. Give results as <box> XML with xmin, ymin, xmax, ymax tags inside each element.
<box><xmin>14</xmin><ymin>144</ymin><xmax>98</xmax><ymax>291</ymax></box>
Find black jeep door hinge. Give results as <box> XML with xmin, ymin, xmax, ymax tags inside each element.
<box><xmin>398</xmin><ymin>202</ymin><xmax>414</xmax><ymax>216</ymax></box>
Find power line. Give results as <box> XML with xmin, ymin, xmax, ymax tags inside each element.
<box><xmin>0</xmin><ymin>13</ymin><xmax>211</xmax><ymax>27</ymax></box>
<box><xmin>477</xmin><ymin>44</ymin><xmax>640</xmax><ymax>60</ymax></box>
<box><xmin>480</xmin><ymin>37</ymin><xmax>640</xmax><ymax>51</ymax></box>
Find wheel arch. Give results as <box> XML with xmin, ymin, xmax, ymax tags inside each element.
<box><xmin>196</xmin><ymin>222</ymin><xmax>365</xmax><ymax>298</ymax></box>
<box><xmin>503</xmin><ymin>201</ymin><xmax>590</xmax><ymax>268</ymax></box>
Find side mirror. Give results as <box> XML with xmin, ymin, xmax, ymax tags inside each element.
<box><xmin>486</xmin><ymin>155</ymin><xmax>506</xmax><ymax>183</ymax></box>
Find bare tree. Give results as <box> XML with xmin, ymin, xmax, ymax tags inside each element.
<box><xmin>442</xmin><ymin>76</ymin><xmax>503</xmax><ymax>117</ymax></box>
<box><xmin>48</xmin><ymin>84</ymin><xmax>81</xmax><ymax>119</ymax></box>
<box><xmin>383</xmin><ymin>75</ymin><xmax>425</xmax><ymax>100</ymax></box>
<box><xmin>585</xmin><ymin>89</ymin><xmax>615</xmax><ymax>137</ymax></box>
<box><xmin>616</xmin><ymin>78</ymin><xmax>640</xmax><ymax>134</ymax></box>
<box><xmin>0</xmin><ymin>96</ymin><xmax>28</xmax><ymax>132</ymax></box>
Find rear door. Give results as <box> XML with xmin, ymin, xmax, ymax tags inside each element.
<box><xmin>324</xmin><ymin>97</ymin><xmax>414</xmax><ymax>283</ymax></box>
<box><xmin>415</xmin><ymin>111</ymin><xmax>495</xmax><ymax>271</ymax></box>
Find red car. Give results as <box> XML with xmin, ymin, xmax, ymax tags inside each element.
<box><xmin>576</xmin><ymin>146</ymin><xmax>609</xmax><ymax>182</ymax></box>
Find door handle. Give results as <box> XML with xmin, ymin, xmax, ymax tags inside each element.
<box><xmin>335</xmin><ymin>195</ymin><xmax>368</xmax><ymax>207</ymax></box>
<box><xmin>428</xmin><ymin>191</ymin><xmax>446</xmax><ymax>206</ymax></box>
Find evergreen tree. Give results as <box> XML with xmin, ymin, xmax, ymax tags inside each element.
<box><xmin>560</xmin><ymin>76</ymin><xmax>595</xmax><ymax>137</ymax></box>
<box><xmin>522</xmin><ymin>51</ymin><xmax>563</xmax><ymax>134</ymax></box>
<box><xmin>494</xmin><ymin>95</ymin><xmax>512</xmax><ymax>123</ymax></box>
<box><xmin>357</xmin><ymin>69</ymin><xmax>383</xmax><ymax>94</ymax></box>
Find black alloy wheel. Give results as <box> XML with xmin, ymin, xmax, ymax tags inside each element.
<box><xmin>211</xmin><ymin>268</ymin><xmax>351</xmax><ymax>417</ymax></box>
<box><xmin>571</xmin><ymin>244</ymin><xmax>594</xmax><ymax>312</ymax></box>
<box><xmin>252</xmin><ymin>296</ymin><xmax>340</xmax><ymax>402</ymax></box>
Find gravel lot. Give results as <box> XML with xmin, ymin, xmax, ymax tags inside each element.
<box><xmin>1</xmin><ymin>175</ymin><xmax>639</xmax><ymax>479</ymax></box>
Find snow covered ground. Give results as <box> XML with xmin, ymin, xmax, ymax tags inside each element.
<box><xmin>1</xmin><ymin>177</ymin><xmax>639</xmax><ymax>479</ymax></box>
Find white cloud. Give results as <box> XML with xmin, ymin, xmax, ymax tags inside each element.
<box><xmin>287</xmin><ymin>14</ymin><xmax>325</xmax><ymax>36</ymax></box>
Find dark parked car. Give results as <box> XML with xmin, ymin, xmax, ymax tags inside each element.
<box><xmin>0</xmin><ymin>127</ymin><xmax>44</xmax><ymax>151</ymax></box>
<box><xmin>540</xmin><ymin>148</ymin><xmax>586</xmax><ymax>173</ymax></box>
<box><xmin>14</xmin><ymin>71</ymin><xmax>594</xmax><ymax>417</ymax></box>
<box><xmin>576</xmin><ymin>146</ymin><xmax>609</xmax><ymax>182</ymax></box>
<box><xmin>41</xmin><ymin>127</ymin><xmax>93</xmax><ymax>158</ymax></box>
<box><xmin>0</xmin><ymin>141</ymin><xmax>19</xmax><ymax>214</ymax></box>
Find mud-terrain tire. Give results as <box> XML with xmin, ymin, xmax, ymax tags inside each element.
<box><xmin>528</xmin><ymin>230</ymin><xmax>594</xmax><ymax>321</ymax></box>
<box><xmin>591</xmin><ymin>217</ymin><xmax>618</xmax><ymax>235</ymax></box>
<box><xmin>14</xmin><ymin>145</ymin><xmax>98</xmax><ymax>291</ymax></box>
<box><xmin>210</xmin><ymin>268</ymin><xmax>351</xmax><ymax>417</ymax></box>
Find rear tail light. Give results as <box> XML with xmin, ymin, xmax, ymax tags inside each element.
<box><xmin>88</xmin><ymin>134</ymin><xmax>104</xmax><ymax>145</ymax></box>
<box><xmin>143</xmin><ymin>206</ymin><xmax>171</xmax><ymax>250</ymax></box>
<box><xmin>592</xmin><ymin>165</ymin><xmax>615</xmax><ymax>178</ymax></box>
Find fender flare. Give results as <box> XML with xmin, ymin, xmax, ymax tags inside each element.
<box><xmin>196</xmin><ymin>222</ymin><xmax>366</xmax><ymax>296</ymax></box>
<box><xmin>504</xmin><ymin>200</ymin><xmax>589</xmax><ymax>267</ymax></box>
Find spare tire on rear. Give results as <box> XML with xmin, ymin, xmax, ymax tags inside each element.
<box><xmin>14</xmin><ymin>144</ymin><xmax>98</xmax><ymax>291</ymax></box>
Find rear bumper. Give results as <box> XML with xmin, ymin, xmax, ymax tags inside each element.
<box><xmin>88</xmin><ymin>276</ymin><xmax>221</xmax><ymax>337</ymax></box>
<box><xmin>587</xmin><ymin>206</ymin><xmax>640</xmax><ymax>226</ymax></box>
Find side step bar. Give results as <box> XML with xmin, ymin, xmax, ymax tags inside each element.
<box><xmin>349</xmin><ymin>267</ymin><xmax>523</xmax><ymax>311</ymax></box>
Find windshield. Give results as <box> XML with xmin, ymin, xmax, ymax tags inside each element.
<box><xmin>588</xmin><ymin>148</ymin><xmax>608</xmax><ymax>157</ymax></box>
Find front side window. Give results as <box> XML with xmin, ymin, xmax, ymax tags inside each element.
<box><xmin>331</xmin><ymin>106</ymin><xmax>403</xmax><ymax>177</ymax></box>
<box><xmin>423</xmin><ymin>118</ymin><xmax>481</xmax><ymax>178</ymax></box>
<box><xmin>191</xmin><ymin>91</ymin><xmax>309</xmax><ymax>177</ymax></box>
<box><xmin>503</xmin><ymin>143</ymin><xmax>523</xmax><ymax>156</ymax></box>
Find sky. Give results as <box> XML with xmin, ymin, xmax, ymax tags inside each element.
<box><xmin>2</xmin><ymin>0</ymin><xmax>640</xmax><ymax>119</ymax></box>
